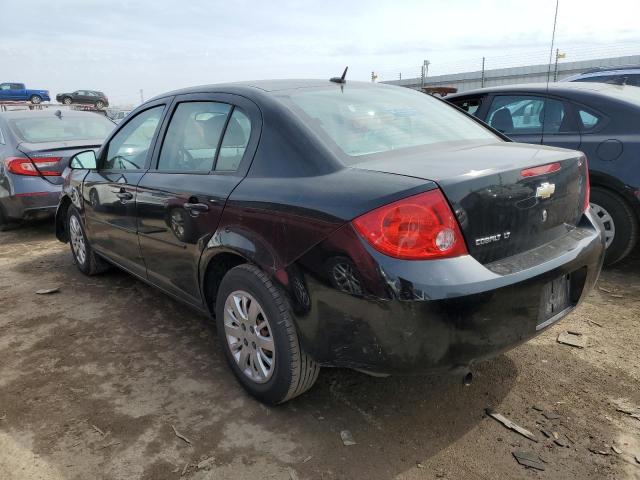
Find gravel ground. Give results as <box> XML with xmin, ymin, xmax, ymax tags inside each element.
<box><xmin>1</xmin><ymin>222</ymin><xmax>639</xmax><ymax>480</ymax></box>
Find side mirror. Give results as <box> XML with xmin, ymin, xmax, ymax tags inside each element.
<box><xmin>70</xmin><ymin>150</ymin><xmax>97</xmax><ymax>169</ymax></box>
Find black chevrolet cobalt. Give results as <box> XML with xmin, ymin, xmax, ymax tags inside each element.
<box><xmin>56</xmin><ymin>79</ymin><xmax>604</xmax><ymax>404</ymax></box>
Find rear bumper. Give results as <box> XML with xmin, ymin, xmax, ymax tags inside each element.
<box><xmin>0</xmin><ymin>180</ymin><xmax>60</xmax><ymax>221</ymax></box>
<box><xmin>290</xmin><ymin>210</ymin><xmax>605</xmax><ymax>374</ymax></box>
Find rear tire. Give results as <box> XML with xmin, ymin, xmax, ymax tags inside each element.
<box><xmin>63</xmin><ymin>97</ymin><xmax>72</xmax><ymax>105</ymax></box>
<box><xmin>590</xmin><ymin>187</ymin><xmax>639</xmax><ymax>266</ymax></box>
<box><xmin>29</xmin><ymin>95</ymin><xmax>42</xmax><ymax>104</ymax></box>
<box><xmin>215</xmin><ymin>264</ymin><xmax>319</xmax><ymax>404</ymax></box>
<box><xmin>95</xmin><ymin>101</ymin><xmax>105</xmax><ymax>109</ymax></box>
<box><xmin>67</xmin><ymin>206</ymin><xmax>109</xmax><ymax>275</ymax></box>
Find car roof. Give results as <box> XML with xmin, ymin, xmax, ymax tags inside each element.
<box><xmin>0</xmin><ymin>109</ymin><xmax>107</xmax><ymax>119</ymax></box>
<box><xmin>149</xmin><ymin>79</ymin><xmax>385</xmax><ymax>101</ymax></box>
<box><xmin>447</xmin><ymin>82</ymin><xmax>640</xmax><ymax>106</ymax></box>
<box><xmin>582</xmin><ymin>65</ymin><xmax>640</xmax><ymax>74</ymax></box>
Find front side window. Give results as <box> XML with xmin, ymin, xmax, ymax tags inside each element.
<box><xmin>287</xmin><ymin>86</ymin><xmax>496</xmax><ymax>159</ymax></box>
<box><xmin>0</xmin><ymin>84</ymin><xmax>10</xmax><ymax>91</ymax></box>
<box><xmin>158</xmin><ymin>102</ymin><xmax>231</xmax><ymax>172</ymax></box>
<box><xmin>216</xmin><ymin>108</ymin><xmax>251</xmax><ymax>171</ymax></box>
<box><xmin>486</xmin><ymin>95</ymin><xmax>570</xmax><ymax>135</ymax></box>
<box><xmin>104</xmin><ymin>106</ymin><xmax>163</xmax><ymax>170</ymax></box>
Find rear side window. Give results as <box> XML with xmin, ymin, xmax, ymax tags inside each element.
<box><xmin>216</xmin><ymin>108</ymin><xmax>251</xmax><ymax>171</ymax></box>
<box><xmin>157</xmin><ymin>101</ymin><xmax>231</xmax><ymax>172</ymax></box>
<box><xmin>104</xmin><ymin>106</ymin><xmax>163</xmax><ymax>170</ymax></box>
<box><xmin>288</xmin><ymin>86</ymin><xmax>496</xmax><ymax>159</ymax></box>
<box><xmin>8</xmin><ymin>115</ymin><xmax>114</xmax><ymax>143</ymax></box>
<box><xmin>452</xmin><ymin>98</ymin><xmax>482</xmax><ymax>116</ymax></box>
<box><xmin>577</xmin><ymin>108</ymin><xmax>602</xmax><ymax>130</ymax></box>
<box><xmin>486</xmin><ymin>95</ymin><xmax>571</xmax><ymax>134</ymax></box>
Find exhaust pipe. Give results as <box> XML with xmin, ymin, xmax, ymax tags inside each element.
<box><xmin>462</xmin><ymin>371</ymin><xmax>473</xmax><ymax>386</ymax></box>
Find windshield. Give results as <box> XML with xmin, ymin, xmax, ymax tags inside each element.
<box><xmin>9</xmin><ymin>115</ymin><xmax>114</xmax><ymax>143</ymax></box>
<box><xmin>287</xmin><ymin>85</ymin><xmax>497</xmax><ymax>160</ymax></box>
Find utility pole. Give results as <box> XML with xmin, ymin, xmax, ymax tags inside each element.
<box><xmin>421</xmin><ymin>59</ymin><xmax>430</xmax><ymax>88</ymax></box>
<box><xmin>139</xmin><ymin>89</ymin><xmax>144</xmax><ymax>103</ymax></box>
<box><xmin>399</xmin><ymin>72</ymin><xmax>402</xmax><ymax>81</ymax></box>
<box><xmin>481</xmin><ymin>57</ymin><xmax>486</xmax><ymax>87</ymax></box>
<box><xmin>371</xmin><ymin>71</ymin><xmax>378</xmax><ymax>82</ymax></box>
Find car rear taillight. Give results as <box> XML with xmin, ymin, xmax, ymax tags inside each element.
<box><xmin>352</xmin><ymin>189</ymin><xmax>468</xmax><ymax>260</ymax></box>
<box><xmin>580</xmin><ymin>156</ymin><xmax>590</xmax><ymax>212</ymax></box>
<box><xmin>521</xmin><ymin>162</ymin><xmax>561</xmax><ymax>177</ymax></box>
<box><xmin>5</xmin><ymin>156</ymin><xmax>62</xmax><ymax>176</ymax></box>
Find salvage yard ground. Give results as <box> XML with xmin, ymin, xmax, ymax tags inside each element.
<box><xmin>1</xmin><ymin>222</ymin><xmax>639</xmax><ymax>480</ymax></box>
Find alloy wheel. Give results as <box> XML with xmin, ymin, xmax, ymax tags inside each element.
<box><xmin>590</xmin><ymin>202</ymin><xmax>615</xmax><ymax>248</ymax></box>
<box><xmin>223</xmin><ymin>290</ymin><xmax>275</xmax><ymax>383</ymax></box>
<box><xmin>69</xmin><ymin>215</ymin><xmax>87</xmax><ymax>265</ymax></box>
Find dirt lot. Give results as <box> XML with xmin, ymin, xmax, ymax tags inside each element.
<box><xmin>1</xmin><ymin>222</ymin><xmax>639</xmax><ymax>480</ymax></box>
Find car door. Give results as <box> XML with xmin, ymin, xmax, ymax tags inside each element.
<box><xmin>82</xmin><ymin>101</ymin><xmax>167</xmax><ymax>276</ymax></box>
<box><xmin>136</xmin><ymin>93</ymin><xmax>260</xmax><ymax>305</ymax></box>
<box><xmin>484</xmin><ymin>94</ymin><xmax>580</xmax><ymax>149</ymax></box>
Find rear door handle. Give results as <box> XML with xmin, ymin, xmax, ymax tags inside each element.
<box><xmin>183</xmin><ymin>202</ymin><xmax>209</xmax><ymax>212</ymax></box>
<box><xmin>115</xmin><ymin>191</ymin><xmax>133</xmax><ymax>201</ymax></box>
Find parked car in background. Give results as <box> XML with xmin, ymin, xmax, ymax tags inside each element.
<box><xmin>562</xmin><ymin>65</ymin><xmax>640</xmax><ymax>87</ymax></box>
<box><xmin>0</xmin><ymin>110</ymin><xmax>114</xmax><ymax>228</ymax></box>
<box><xmin>105</xmin><ymin>108</ymin><xmax>131</xmax><ymax>123</ymax></box>
<box><xmin>447</xmin><ymin>82</ymin><xmax>640</xmax><ymax>265</ymax></box>
<box><xmin>0</xmin><ymin>83</ymin><xmax>50</xmax><ymax>104</ymax></box>
<box><xmin>56</xmin><ymin>90</ymin><xmax>109</xmax><ymax>109</ymax></box>
<box><xmin>56</xmin><ymin>80</ymin><xmax>603</xmax><ymax>404</ymax></box>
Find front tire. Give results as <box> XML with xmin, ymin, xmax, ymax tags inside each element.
<box><xmin>67</xmin><ymin>207</ymin><xmax>109</xmax><ymax>275</ymax></box>
<box><xmin>215</xmin><ymin>264</ymin><xmax>319</xmax><ymax>404</ymax></box>
<box><xmin>590</xmin><ymin>187</ymin><xmax>639</xmax><ymax>266</ymax></box>
<box><xmin>63</xmin><ymin>97</ymin><xmax>72</xmax><ymax>105</ymax></box>
<box><xmin>29</xmin><ymin>95</ymin><xmax>42</xmax><ymax>104</ymax></box>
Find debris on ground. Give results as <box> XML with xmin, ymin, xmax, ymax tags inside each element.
<box><xmin>35</xmin><ymin>287</ymin><xmax>60</xmax><ymax>295</ymax></box>
<box><xmin>588</xmin><ymin>319</ymin><xmax>603</xmax><ymax>327</ymax></box>
<box><xmin>486</xmin><ymin>409</ymin><xmax>537</xmax><ymax>442</ymax></box>
<box><xmin>541</xmin><ymin>412</ymin><xmax>561</xmax><ymax>420</ymax></box>
<box><xmin>557</xmin><ymin>331</ymin><xmax>586</xmax><ymax>349</ymax></box>
<box><xmin>532</xmin><ymin>405</ymin><xmax>544</xmax><ymax>412</ymax></box>
<box><xmin>302</xmin><ymin>456</ymin><xmax>313</xmax><ymax>463</ymax></box>
<box><xmin>554</xmin><ymin>436</ymin><xmax>568</xmax><ymax>448</ymax></box>
<box><xmin>611</xmin><ymin>445</ymin><xmax>622</xmax><ymax>454</ymax></box>
<box><xmin>91</xmin><ymin>424</ymin><xmax>105</xmax><ymax>436</ymax></box>
<box><xmin>340</xmin><ymin>430</ymin><xmax>356</xmax><ymax>446</ymax></box>
<box><xmin>288</xmin><ymin>467</ymin><xmax>300</xmax><ymax>480</ymax></box>
<box><xmin>588</xmin><ymin>448</ymin><xmax>611</xmax><ymax>456</ymax></box>
<box><xmin>97</xmin><ymin>441</ymin><xmax>120</xmax><ymax>450</ymax></box>
<box><xmin>613</xmin><ymin>399</ymin><xmax>640</xmax><ymax>420</ymax></box>
<box><xmin>171</xmin><ymin>425</ymin><xmax>192</xmax><ymax>445</ymax></box>
<box><xmin>196</xmin><ymin>457</ymin><xmax>215</xmax><ymax>470</ymax></box>
<box><xmin>0</xmin><ymin>413</ymin><xmax>6</xmax><ymax>421</ymax></box>
<box><xmin>512</xmin><ymin>450</ymin><xmax>545</xmax><ymax>471</ymax></box>
<box><xmin>540</xmin><ymin>429</ymin><xmax>552</xmax><ymax>438</ymax></box>
<box><xmin>416</xmin><ymin>462</ymin><xmax>425</xmax><ymax>469</ymax></box>
<box><xmin>636</xmin><ymin>455</ymin><xmax>640</xmax><ymax>464</ymax></box>
<box><xmin>181</xmin><ymin>462</ymin><xmax>189</xmax><ymax>476</ymax></box>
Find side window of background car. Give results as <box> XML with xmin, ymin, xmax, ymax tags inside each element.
<box><xmin>452</xmin><ymin>98</ymin><xmax>482</xmax><ymax>116</ymax></box>
<box><xmin>486</xmin><ymin>96</ymin><xmax>569</xmax><ymax>135</ymax></box>
<box><xmin>215</xmin><ymin>108</ymin><xmax>251</xmax><ymax>171</ymax></box>
<box><xmin>103</xmin><ymin>106</ymin><xmax>164</xmax><ymax>170</ymax></box>
<box><xmin>577</xmin><ymin>108</ymin><xmax>602</xmax><ymax>131</ymax></box>
<box><xmin>157</xmin><ymin>102</ymin><xmax>231</xmax><ymax>172</ymax></box>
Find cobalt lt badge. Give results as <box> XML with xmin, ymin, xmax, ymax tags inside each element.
<box><xmin>542</xmin><ymin>209</ymin><xmax>548</xmax><ymax>222</ymax></box>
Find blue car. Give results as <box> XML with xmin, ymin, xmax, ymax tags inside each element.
<box><xmin>0</xmin><ymin>82</ymin><xmax>51</xmax><ymax>104</ymax></box>
<box><xmin>0</xmin><ymin>109</ymin><xmax>114</xmax><ymax>228</ymax></box>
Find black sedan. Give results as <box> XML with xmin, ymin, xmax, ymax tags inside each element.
<box><xmin>55</xmin><ymin>80</ymin><xmax>604</xmax><ymax>404</ymax></box>
<box><xmin>447</xmin><ymin>83</ymin><xmax>640</xmax><ymax>265</ymax></box>
<box><xmin>0</xmin><ymin>110</ymin><xmax>114</xmax><ymax>228</ymax></box>
<box><xmin>56</xmin><ymin>90</ymin><xmax>109</xmax><ymax>109</ymax></box>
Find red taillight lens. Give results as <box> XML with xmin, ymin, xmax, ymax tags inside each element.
<box><xmin>352</xmin><ymin>189</ymin><xmax>468</xmax><ymax>260</ymax></box>
<box><xmin>5</xmin><ymin>156</ymin><xmax>62</xmax><ymax>176</ymax></box>
<box><xmin>581</xmin><ymin>156</ymin><xmax>590</xmax><ymax>212</ymax></box>
<box><xmin>521</xmin><ymin>162</ymin><xmax>561</xmax><ymax>177</ymax></box>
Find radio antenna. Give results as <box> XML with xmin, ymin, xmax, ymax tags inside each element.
<box><xmin>545</xmin><ymin>0</ymin><xmax>559</xmax><ymax>89</ymax></box>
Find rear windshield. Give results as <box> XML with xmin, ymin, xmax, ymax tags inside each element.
<box><xmin>287</xmin><ymin>85</ymin><xmax>497</xmax><ymax>160</ymax></box>
<box><xmin>9</xmin><ymin>115</ymin><xmax>114</xmax><ymax>143</ymax></box>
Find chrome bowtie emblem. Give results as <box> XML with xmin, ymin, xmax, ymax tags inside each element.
<box><xmin>536</xmin><ymin>182</ymin><xmax>556</xmax><ymax>199</ymax></box>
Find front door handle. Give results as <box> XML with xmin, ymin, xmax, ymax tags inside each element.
<box><xmin>183</xmin><ymin>202</ymin><xmax>209</xmax><ymax>213</ymax></box>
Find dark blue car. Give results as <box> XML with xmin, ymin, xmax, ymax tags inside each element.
<box><xmin>447</xmin><ymin>82</ymin><xmax>640</xmax><ymax>265</ymax></box>
<box><xmin>0</xmin><ymin>82</ymin><xmax>50</xmax><ymax>104</ymax></box>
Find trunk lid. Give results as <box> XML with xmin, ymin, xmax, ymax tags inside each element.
<box><xmin>17</xmin><ymin>140</ymin><xmax>102</xmax><ymax>185</ymax></box>
<box><xmin>353</xmin><ymin>141</ymin><xmax>588</xmax><ymax>264</ymax></box>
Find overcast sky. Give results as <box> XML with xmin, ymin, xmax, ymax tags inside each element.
<box><xmin>1</xmin><ymin>0</ymin><xmax>639</xmax><ymax>106</ymax></box>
